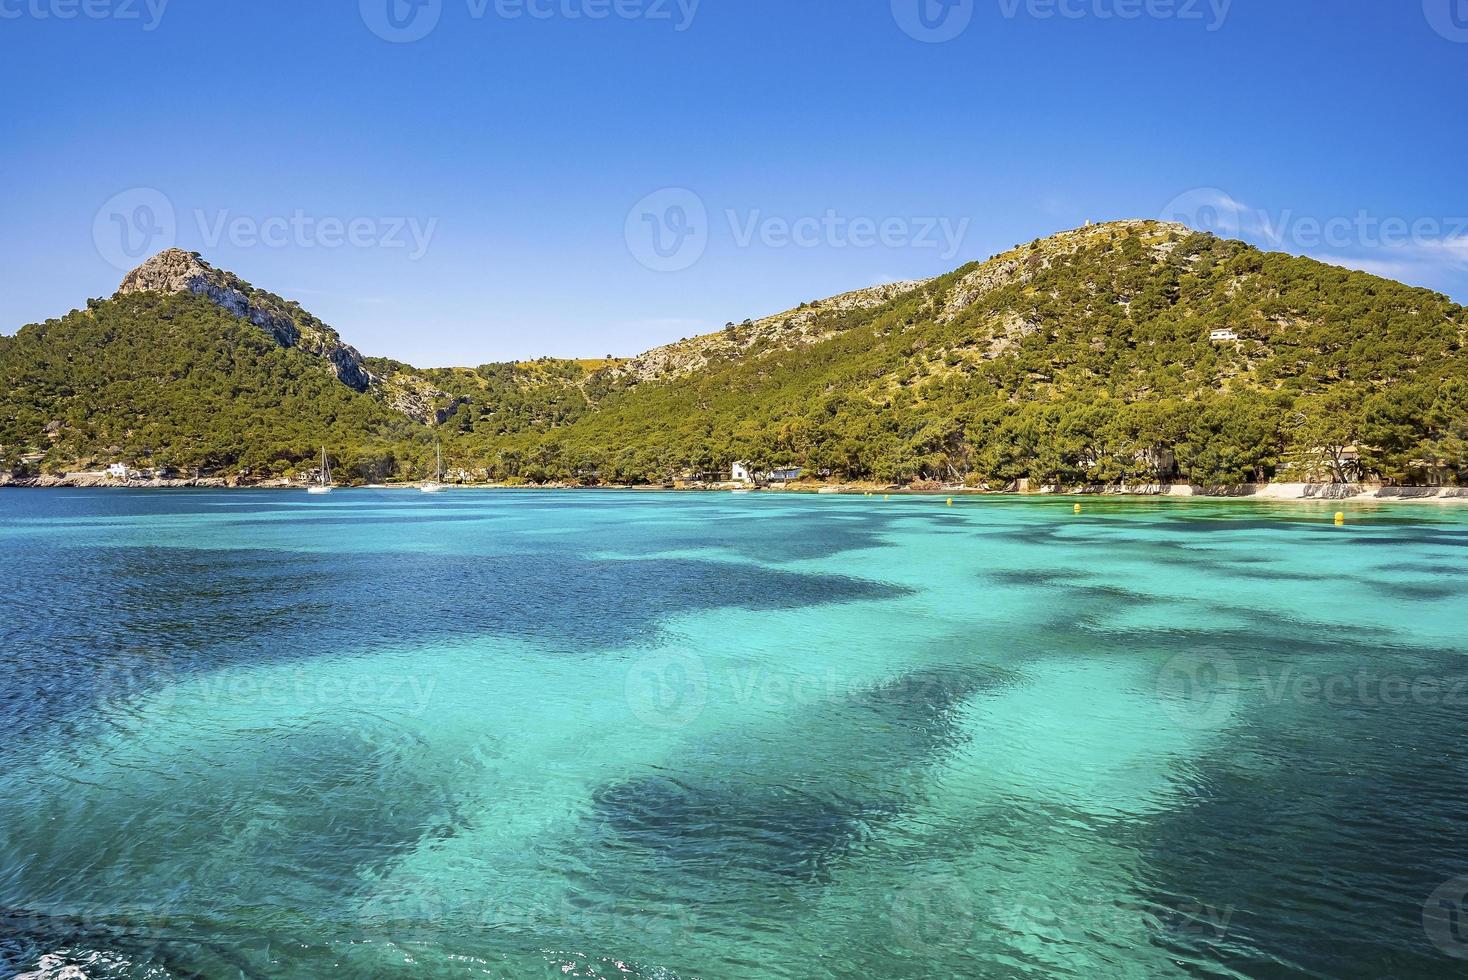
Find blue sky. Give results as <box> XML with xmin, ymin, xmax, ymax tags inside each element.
<box><xmin>2</xmin><ymin>0</ymin><xmax>1465</xmax><ymax>365</ymax></box>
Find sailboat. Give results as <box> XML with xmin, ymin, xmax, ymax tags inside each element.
<box><xmin>307</xmin><ymin>447</ymin><xmax>334</xmax><ymax>494</ymax></box>
<box><xmin>420</xmin><ymin>440</ymin><xmax>446</xmax><ymax>493</ymax></box>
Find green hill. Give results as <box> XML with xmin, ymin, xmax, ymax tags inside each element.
<box><xmin>0</xmin><ymin>289</ymin><xmax>424</xmax><ymax>480</ymax></box>
<box><xmin>3</xmin><ymin>221</ymin><xmax>1465</xmax><ymax>487</ymax></box>
<box><xmin>490</xmin><ymin>221</ymin><xmax>1468</xmax><ymax>487</ymax></box>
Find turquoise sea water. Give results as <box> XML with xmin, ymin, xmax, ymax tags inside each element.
<box><xmin>2</xmin><ymin>489</ymin><xmax>1467</xmax><ymax>978</ymax></box>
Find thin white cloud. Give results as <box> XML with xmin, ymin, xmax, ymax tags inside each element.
<box><xmin>1412</xmin><ymin>236</ymin><xmax>1468</xmax><ymax>267</ymax></box>
<box><xmin>1202</xmin><ymin>190</ymin><xmax>1252</xmax><ymax>213</ymax></box>
<box><xmin>1304</xmin><ymin>236</ymin><xmax>1468</xmax><ymax>288</ymax></box>
<box><xmin>1204</xmin><ymin>193</ymin><xmax>1467</xmax><ymax>291</ymax></box>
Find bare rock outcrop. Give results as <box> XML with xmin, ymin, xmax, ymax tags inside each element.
<box><xmin>940</xmin><ymin>220</ymin><xmax>1192</xmax><ymax>321</ymax></box>
<box><xmin>117</xmin><ymin>249</ymin><xmax>374</xmax><ymax>392</ymax></box>
<box><xmin>610</xmin><ymin>279</ymin><xmax>929</xmax><ymax>384</ymax></box>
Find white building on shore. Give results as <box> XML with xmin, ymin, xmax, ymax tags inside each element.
<box><xmin>731</xmin><ymin>462</ymin><xmax>804</xmax><ymax>485</ymax></box>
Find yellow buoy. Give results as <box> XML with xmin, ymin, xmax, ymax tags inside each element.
<box><xmin>946</xmin><ymin>497</ymin><xmax>953</xmax><ymax>507</ymax></box>
<box><xmin>1335</xmin><ymin>512</ymin><xmax>1346</xmax><ymax>525</ymax></box>
<box><xmin>1074</xmin><ymin>503</ymin><xmax>1083</xmax><ymax>514</ymax></box>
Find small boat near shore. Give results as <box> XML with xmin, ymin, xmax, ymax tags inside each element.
<box><xmin>307</xmin><ymin>447</ymin><xmax>334</xmax><ymax>494</ymax></box>
<box><xmin>420</xmin><ymin>440</ymin><xmax>446</xmax><ymax>493</ymax></box>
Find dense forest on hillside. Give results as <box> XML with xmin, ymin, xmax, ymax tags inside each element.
<box><xmin>453</xmin><ymin>228</ymin><xmax>1468</xmax><ymax>487</ymax></box>
<box><xmin>0</xmin><ymin>293</ymin><xmax>424</xmax><ymax>480</ymax></box>
<box><xmin>3</xmin><ymin>223</ymin><xmax>1466</xmax><ymax>487</ymax></box>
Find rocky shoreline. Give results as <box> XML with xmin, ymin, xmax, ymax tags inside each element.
<box><xmin>3</xmin><ymin>472</ymin><xmax>1467</xmax><ymax>503</ymax></box>
<box><xmin>780</xmin><ymin>482</ymin><xmax>1468</xmax><ymax>502</ymax></box>
<box><xmin>0</xmin><ymin>473</ymin><xmax>230</xmax><ymax>489</ymax></box>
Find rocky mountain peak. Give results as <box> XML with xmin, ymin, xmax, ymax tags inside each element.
<box><xmin>116</xmin><ymin>248</ymin><xmax>219</xmax><ymax>297</ymax></box>
<box><xmin>115</xmin><ymin>250</ymin><xmax>374</xmax><ymax>393</ymax></box>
